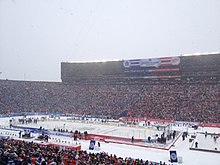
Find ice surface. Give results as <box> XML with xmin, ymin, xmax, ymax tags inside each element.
<box><xmin>0</xmin><ymin>116</ymin><xmax>220</xmax><ymax>165</ymax></box>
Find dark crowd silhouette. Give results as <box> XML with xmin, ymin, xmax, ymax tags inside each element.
<box><xmin>0</xmin><ymin>138</ymin><xmax>165</xmax><ymax>165</ymax></box>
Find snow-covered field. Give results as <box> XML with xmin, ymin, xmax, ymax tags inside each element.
<box><xmin>0</xmin><ymin>116</ymin><xmax>220</xmax><ymax>165</ymax></box>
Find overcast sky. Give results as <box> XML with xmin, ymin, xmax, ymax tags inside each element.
<box><xmin>0</xmin><ymin>0</ymin><xmax>220</xmax><ymax>82</ymax></box>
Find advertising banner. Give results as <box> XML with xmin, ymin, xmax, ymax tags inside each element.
<box><xmin>123</xmin><ymin>57</ymin><xmax>180</xmax><ymax>68</ymax></box>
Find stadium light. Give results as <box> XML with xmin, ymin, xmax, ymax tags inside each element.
<box><xmin>183</xmin><ymin>51</ymin><xmax>220</xmax><ymax>56</ymax></box>
<box><xmin>66</xmin><ymin>59</ymin><xmax>121</xmax><ymax>63</ymax></box>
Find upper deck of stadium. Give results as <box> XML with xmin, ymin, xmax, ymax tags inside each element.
<box><xmin>61</xmin><ymin>52</ymin><xmax>220</xmax><ymax>84</ymax></box>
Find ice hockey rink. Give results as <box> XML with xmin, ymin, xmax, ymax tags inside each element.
<box><xmin>0</xmin><ymin>115</ymin><xmax>220</xmax><ymax>165</ymax></box>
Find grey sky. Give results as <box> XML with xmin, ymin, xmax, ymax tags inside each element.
<box><xmin>0</xmin><ymin>0</ymin><xmax>220</xmax><ymax>82</ymax></box>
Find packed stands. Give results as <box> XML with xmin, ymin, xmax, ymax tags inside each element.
<box><xmin>0</xmin><ymin>54</ymin><xmax>219</xmax><ymax>123</ymax></box>
<box><xmin>0</xmin><ymin>79</ymin><xmax>219</xmax><ymax>123</ymax></box>
<box><xmin>0</xmin><ymin>138</ymin><xmax>163</xmax><ymax>165</ymax></box>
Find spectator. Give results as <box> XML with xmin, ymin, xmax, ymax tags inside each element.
<box><xmin>0</xmin><ymin>77</ymin><xmax>219</xmax><ymax>123</ymax></box>
<box><xmin>0</xmin><ymin>138</ymin><xmax>165</xmax><ymax>165</ymax></box>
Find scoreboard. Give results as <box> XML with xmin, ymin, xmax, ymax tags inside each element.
<box><xmin>123</xmin><ymin>57</ymin><xmax>181</xmax><ymax>79</ymax></box>
<box><xmin>61</xmin><ymin>56</ymin><xmax>182</xmax><ymax>83</ymax></box>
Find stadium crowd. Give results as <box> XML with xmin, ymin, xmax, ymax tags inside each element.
<box><xmin>0</xmin><ymin>79</ymin><xmax>219</xmax><ymax>123</ymax></box>
<box><xmin>0</xmin><ymin>138</ymin><xmax>164</xmax><ymax>165</ymax></box>
<box><xmin>0</xmin><ymin>54</ymin><xmax>219</xmax><ymax>165</ymax></box>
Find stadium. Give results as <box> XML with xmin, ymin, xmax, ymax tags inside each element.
<box><xmin>0</xmin><ymin>53</ymin><xmax>220</xmax><ymax>165</ymax></box>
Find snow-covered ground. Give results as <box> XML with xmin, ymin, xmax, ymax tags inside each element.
<box><xmin>0</xmin><ymin>116</ymin><xmax>220</xmax><ymax>165</ymax></box>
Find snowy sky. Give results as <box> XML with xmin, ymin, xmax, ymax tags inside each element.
<box><xmin>0</xmin><ymin>0</ymin><xmax>220</xmax><ymax>81</ymax></box>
